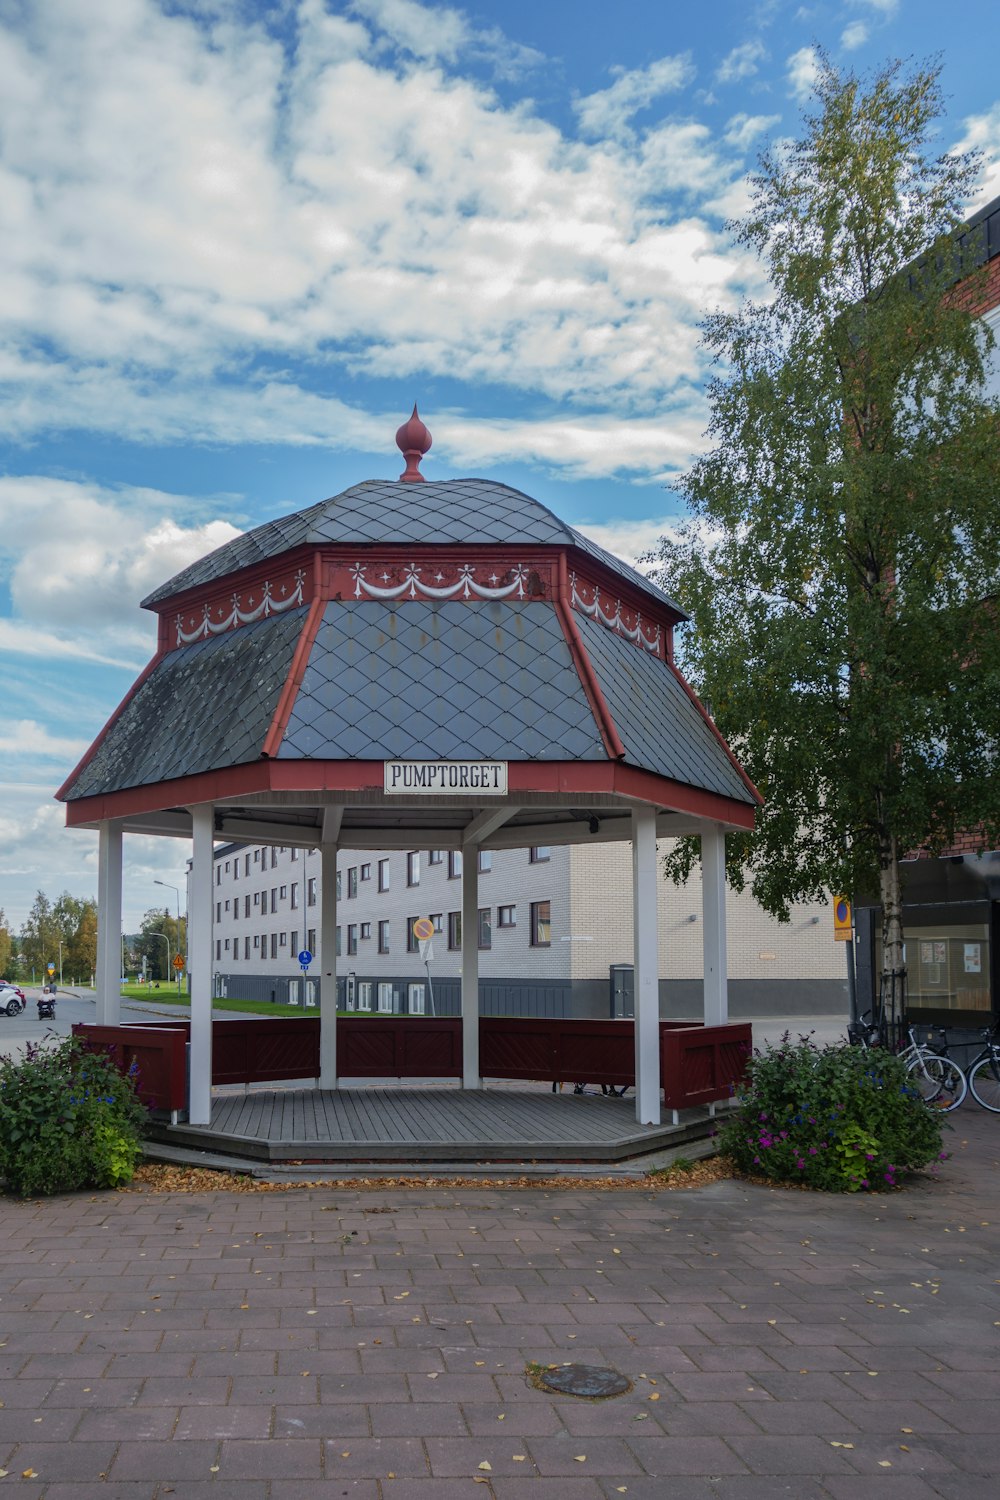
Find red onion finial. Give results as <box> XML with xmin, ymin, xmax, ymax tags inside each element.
<box><xmin>395</xmin><ymin>404</ymin><xmax>432</xmax><ymax>482</ymax></box>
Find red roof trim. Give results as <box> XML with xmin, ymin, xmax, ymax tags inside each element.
<box><xmin>553</xmin><ymin>553</ymin><xmax>625</xmax><ymax>761</ymax></box>
<box><xmin>62</xmin><ymin>758</ymin><xmax>756</xmax><ymax>830</ymax></box>
<box><xmin>261</xmin><ymin>562</ymin><xmax>326</xmax><ymax>758</ymax></box>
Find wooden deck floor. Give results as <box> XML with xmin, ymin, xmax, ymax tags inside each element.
<box><xmin>148</xmin><ymin>1084</ymin><xmax>713</xmax><ymax>1166</ymax></box>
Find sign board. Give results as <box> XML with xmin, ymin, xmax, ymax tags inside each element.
<box><xmin>172</xmin><ymin>953</ymin><xmax>185</xmax><ymax>970</ymax></box>
<box><xmin>46</xmin><ymin>963</ymin><xmax>55</xmax><ymax>974</ymax></box>
<box><xmin>412</xmin><ymin>917</ymin><xmax>434</xmax><ymax>942</ymax></box>
<box><xmin>833</xmin><ymin>897</ymin><xmax>853</xmax><ymax>941</ymax></box>
<box><xmin>384</xmin><ymin>760</ymin><xmax>508</xmax><ymax>795</ymax></box>
<box><xmin>419</xmin><ymin>938</ymin><xmax>434</xmax><ymax>962</ymax></box>
<box><xmin>298</xmin><ymin>949</ymin><xmax>313</xmax><ymax>968</ymax></box>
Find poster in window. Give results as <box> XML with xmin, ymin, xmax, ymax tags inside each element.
<box><xmin>964</xmin><ymin>943</ymin><xmax>982</xmax><ymax>974</ymax></box>
<box><xmin>920</xmin><ymin>941</ymin><xmax>935</xmax><ymax>966</ymax></box>
<box><xmin>933</xmin><ymin>941</ymin><xmax>947</xmax><ymax>964</ymax></box>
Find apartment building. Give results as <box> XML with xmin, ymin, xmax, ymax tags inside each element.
<box><xmin>210</xmin><ymin>838</ymin><xmax>848</xmax><ymax>1017</ymax></box>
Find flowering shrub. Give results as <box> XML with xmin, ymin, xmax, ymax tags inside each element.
<box><xmin>719</xmin><ymin>1035</ymin><xmax>945</xmax><ymax>1191</ymax></box>
<box><xmin>0</xmin><ymin>1037</ymin><xmax>147</xmax><ymax>1197</ymax></box>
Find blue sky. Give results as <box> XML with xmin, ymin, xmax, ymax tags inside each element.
<box><xmin>1</xmin><ymin>0</ymin><xmax>999</xmax><ymax>936</ymax></box>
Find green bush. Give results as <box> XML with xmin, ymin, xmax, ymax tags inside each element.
<box><xmin>0</xmin><ymin>1036</ymin><xmax>147</xmax><ymax>1196</ymax></box>
<box><xmin>719</xmin><ymin>1035</ymin><xmax>946</xmax><ymax>1191</ymax></box>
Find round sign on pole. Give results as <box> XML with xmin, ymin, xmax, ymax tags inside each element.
<box><xmin>412</xmin><ymin>918</ymin><xmax>434</xmax><ymax>942</ymax></box>
<box><xmin>298</xmin><ymin>949</ymin><xmax>313</xmax><ymax>968</ymax></box>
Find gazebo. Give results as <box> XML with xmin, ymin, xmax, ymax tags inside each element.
<box><xmin>58</xmin><ymin>410</ymin><xmax>759</xmax><ymax>1132</ymax></box>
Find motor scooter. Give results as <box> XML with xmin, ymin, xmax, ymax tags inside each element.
<box><xmin>37</xmin><ymin>989</ymin><xmax>56</xmax><ymax>1020</ymax></box>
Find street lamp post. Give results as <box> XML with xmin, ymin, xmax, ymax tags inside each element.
<box><xmin>145</xmin><ymin>930</ymin><xmax>170</xmax><ymax>988</ymax></box>
<box><xmin>154</xmin><ymin>880</ymin><xmax>183</xmax><ymax>995</ymax></box>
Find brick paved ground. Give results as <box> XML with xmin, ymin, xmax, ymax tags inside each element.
<box><xmin>0</xmin><ymin>1108</ymin><xmax>997</xmax><ymax>1498</ymax></box>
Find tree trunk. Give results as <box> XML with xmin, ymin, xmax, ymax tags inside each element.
<box><xmin>878</xmin><ymin>832</ymin><xmax>906</xmax><ymax>1034</ymax></box>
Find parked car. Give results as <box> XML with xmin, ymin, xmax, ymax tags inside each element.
<box><xmin>0</xmin><ymin>983</ymin><xmax>25</xmax><ymax>1016</ymax></box>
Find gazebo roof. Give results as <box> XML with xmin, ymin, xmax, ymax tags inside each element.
<box><xmin>142</xmin><ymin>476</ymin><xmax>686</xmax><ymax>618</ymax></box>
<box><xmin>59</xmin><ymin>413</ymin><xmax>759</xmax><ymax>844</ymax></box>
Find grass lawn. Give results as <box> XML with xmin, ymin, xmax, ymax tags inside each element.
<box><xmin>119</xmin><ymin>984</ymin><xmax>310</xmax><ymax>1018</ymax></box>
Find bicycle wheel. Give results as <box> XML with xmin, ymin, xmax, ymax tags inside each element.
<box><xmin>905</xmin><ymin>1052</ymin><xmax>967</xmax><ymax>1111</ymax></box>
<box><xmin>968</xmin><ymin>1055</ymin><xmax>1000</xmax><ymax>1113</ymax></box>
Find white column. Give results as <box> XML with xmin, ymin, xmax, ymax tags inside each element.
<box><xmin>319</xmin><ymin>841</ymin><xmax>338</xmax><ymax>1088</ymax></box>
<box><xmin>632</xmin><ymin>806</ymin><xmax>661</xmax><ymax>1125</ymax></box>
<box><xmin>461</xmin><ymin>845</ymin><xmax>481</xmax><ymax>1088</ymax></box>
<box><xmin>95</xmin><ymin>819</ymin><xmax>123</xmax><ymax>1026</ymax></box>
<box><xmin>187</xmin><ymin>804</ymin><xmax>214</xmax><ymax>1125</ymax></box>
<box><xmin>702</xmin><ymin>825</ymin><xmax>729</xmax><ymax>1027</ymax></box>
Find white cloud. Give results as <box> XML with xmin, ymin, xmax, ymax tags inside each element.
<box><xmin>0</xmin><ymin>475</ymin><xmax>242</xmax><ymax>661</ymax></box>
<box><xmin>574</xmin><ymin>54</ymin><xmax>696</xmax><ymax>140</ymax></box>
<box><xmin>786</xmin><ymin>46</ymin><xmax>820</xmax><ymax>103</ymax></box>
<box><xmin>723</xmin><ymin>112</ymin><xmax>781</xmax><ymax>151</ymax></box>
<box><xmin>0</xmin><ymin>6</ymin><xmax>759</xmax><ymax>449</ymax></box>
<box><xmin>840</xmin><ymin>21</ymin><xmax>869</xmax><ymax>50</ymax></box>
<box><xmin>953</xmin><ymin>103</ymin><xmax>1000</xmax><ymax>208</ymax></box>
<box><xmin>573</xmin><ymin>515</ymin><xmax>683</xmax><ymax>567</ymax></box>
<box><xmin>349</xmin><ymin>0</ymin><xmax>469</xmax><ymax>63</ymax></box>
<box><xmin>716</xmin><ymin>42</ymin><xmax>766</xmax><ymax>86</ymax></box>
<box><xmin>0</xmin><ymin>722</ymin><xmax>90</xmax><ymax>764</ymax></box>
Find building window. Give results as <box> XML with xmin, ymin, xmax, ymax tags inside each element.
<box><xmin>360</xmin><ymin>922</ymin><xmax>371</xmax><ymax>940</ymax></box>
<box><xmin>253</xmin><ymin>890</ymin><xmax>261</xmax><ymax>908</ymax></box>
<box><xmin>279</xmin><ymin>932</ymin><xmax>287</xmax><ymax>947</ymax></box>
<box><xmin>431</xmin><ymin>912</ymin><xmax>443</xmax><ymax>934</ymax></box>
<box><xmin>215</xmin><ymin>901</ymin><xmax>221</xmax><ymax>922</ymax></box>
<box><xmin>290</xmin><ymin>883</ymin><xmax>299</xmax><ymax>909</ymax></box>
<box><xmin>271</xmin><ymin>888</ymin><xmax>278</xmax><ymax>913</ymax></box>
<box><xmin>270</xmin><ymin>933</ymin><xmax>278</xmax><ymax>958</ymax></box>
<box><xmin>215</xmin><ymin>867</ymin><xmax>220</xmax><ymax>886</ymax></box>
<box><xmin>498</xmin><ymin>904</ymin><xmax>516</xmax><ymax>928</ymax></box>
<box><xmin>280</xmin><ymin>884</ymin><xmax>287</xmax><ymax>900</ymax></box>
<box><xmin>531</xmin><ymin>900</ymin><xmax>551</xmax><ymax>946</ymax></box>
<box><xmin>356</xmin><ymin>981</ymin><xmax>373</xmax><ymax>1012</ymax></box>
<box><xmin>225</xmin><ymin>860</ymin><xmax>230</xmax><ymax>874</ymax></box>
<box><xmin>448</xmin><ymin>911</ymin><xmax>462</xmax><ymax>950</ymax></box>
<box><xmin>428</xmin><ymin>849</ymin><xmax>443</xmax><ymax>865</ymax></box>
<box><xmin>224</xmin><ymin>899</ymin><xmax>230</xmax><ymax>912</ymax></box>
<box><xmin>478</xmin><ymin>907</ymin><xmax>492</xmax><ymax>950</ymax></box>
<box><xmin>530</xmin><ymin>847</ymin><xmax>550</xmax><ymax>863</ymax></box>
<box><xmin>224</xmin><ymin>937</ymin><xmax>230</xmax><ymax>953</ymax></box>
<box><xmin>233</xmin><ymin>862</ymin><xmax>238</xmax><ymax>881</ymax></box>
<box><xmin>348</xmin><ymin>867</ymin><xmax>358</xmax><ymax>899</ymax></box>
<box><xmin>335</xmin><ymin>926</ymin><xmax>341</xmax><ymax>957</ymax></box>
<box><xmin>377</xmin><ymin>982</ymin><xmax>394</xmax><ymax>1014</ymax></box>
<box><xmin>360</xmin><ymin>862</ymin><xmax>371</xmax><ymax>882</ymax></box>
<box><xmin>244</xmin><ymin>894</ymin><xmax>251</xmax><ymax>918</ymax></box>
<box><xmin>407</xmin><ymin>919</ymin><xmax>420</xmax><ymax>954</ymax></box>
<box><xmin>244</xmin><ymin>935</ymin><xmax>251</xmax><ymax>959</ymax></box>
<box><xmin>291</xmin><ymin>931</ymin><xmax>299</xmax><ymax>955</ymax></box>
<box><xmin>378</xmin><ymin>920</ymin><xmax>390</xmax><ymax>953</ymax></box>
<box><xmin>232</xmin><ymin>941</ymin><xmax>238</xmax><ymax>961</ymax></box>
<box><xmin>336</xmin><ymin>870</ymin><xmax>342</xmax><ymax>900</ymax></box>
<box><xmin>245</xmin><ymin>854</ymin><xmax>251</xmax><ymax>876</ymax></box>
<box><xmin>478</xmin><ymin>849</ymin><xmax>492</xmax><ymax>873</ymax></box>
<box><xmin>215</xmin><ymin>938</ymin><xmax>221</xmax><ymax>959</ymax></box>
<box><xmin>291</xmin><ymin>848</ymin><xmax>298</xmax><ymax>861</ymax></box>
<box><xmin>307</xmin><ymin>928</ymin><xmax>316</xmax><ymax>953</ymax></box>
<box><xmin>448</xmin><ymin>850</ymin><xmax>463</xmax><ymax>879</ymax></box>
<box><xmin>254</xmin><ymin>848</ymin><xmax>260</xmax><ymax>864</ymax></box>
<box><xmin>307</xmin><ymin>877</ymin><xmax>317</xmax><ymax>906</ymax></box>
<box><xmin>407</xmin><ymin>982</ymin><xmax>425</xmax><ymax>1015</ymax></box>
<box><xmin>378</xmin><ymin>858</ymin><xmax>390</xmax><ymax>892</ymax></box>
<box><xmin>347</xmin><ymin>924</ymin><xmax>358</xmax><ymax>956</ymax></box>
<box><xmin>407</xmin><ymin>851</ymin><xmax>420</xmax><ymax>886</ymax></box>
<box><xmin>253</xmin><ymin>935</ymin><xmax>260</xmax><ymax>949</ymax></box>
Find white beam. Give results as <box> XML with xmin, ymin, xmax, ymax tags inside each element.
<box><xmin>188</xmin><ymin>803</ymin><xmax>214</xmax><ymax>1125</ymax></box>
<box><xmin>463</xmin><ymin>805</ymin><xmax>521</xmax><ymax>844</ymax></box>
<box><xmin>319</xmin><ymin>841</ymin><xmax>338</xmax><ymax>1088</ymax></box>
<box><xmin>702</xmin><ymin>825</ymin><xmax>729</xmax><ymax>1026</ymax></box>
<box><xmin>214</xmin><ymin>817</ymin><xmax>322</xmax><ymax>848</ymax></box>
<box><xmin>95</xmin><ymin>819</ymin><xmax>123</xmax><ymax>1026</ymax></box>
<box><xmin>460</xmin><ymin>848</ymin><xmax>480</xmax><ymax>1088</ymax></box>
<box><xmin>632</xmin><ymin>806</ymin><xmax>661</xmax><ymax>1126</ymax></box>
<box><xmin>322</xmin><ymin>806</ymin><xmax>344</xmax><ymax>844</ymax></box>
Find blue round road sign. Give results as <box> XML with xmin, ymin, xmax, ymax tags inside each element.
<box><xmin>298</xmin><ymin>949</ymin><xmax>313</xmax><ymax>967</ymax></box>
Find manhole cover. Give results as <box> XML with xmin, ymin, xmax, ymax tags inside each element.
<box><xmin>537</xmin><ymin>1364</ymin><xmax>633</xmax><ymax>1399</ymax></box>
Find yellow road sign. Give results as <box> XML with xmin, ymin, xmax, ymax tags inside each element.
<box><xmin>833</xmin><ymin>897</ymin><xmax>853</xmax><ymax>941</ymax></box>
<box><xmin>412</xmin><ymin>917</ymin><xmax>434</xmax><ymax>942</ymax></box>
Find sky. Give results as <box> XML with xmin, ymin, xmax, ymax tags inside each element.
<box><xmin>1</xmin><ymin>0</ymin><xmax>999</xmax><ymax>939</ymax></box>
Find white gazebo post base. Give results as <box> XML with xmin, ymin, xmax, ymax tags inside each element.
<box><xmin>319</xmin><ymin>834</ymin><xmax>339</xmax><ymax>1088</ymax></box>
<box><xmin>188</xmin><ymin>803</ymin><xmax>214</xmax><ymax>1125</ymax></box>
<box><xmin>702</xmin><ymin>825</ymin><xmax>729</xmax><ymax>1027</ymax></box>
<box><xmin>632</xmin><ymin>806</ymin><xmax>661</xmax><ymax>1125</ymax></box>
<box><xmin>95</xmin><ymin>819</ymin><xmax>123</xmax><ymax>1027</ymax></box>
<box><xmin>461</xmin><ymin>843</ymin><xmax>481</xmax><ymax>1089</ymax></box>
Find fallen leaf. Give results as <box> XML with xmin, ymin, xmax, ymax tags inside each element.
<box><xmin>478</xmin><ymin>1461</ymin><xmax>492</xmax><ymax>1471</ymax></box>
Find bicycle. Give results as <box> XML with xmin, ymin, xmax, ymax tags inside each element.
<box><xmin>965</xmin><ymin>1026</ymin><xmax>1000</xmax><ymax>1112</ymax></box>
<box><xmin>847</xmin><ymin>1014</ymin><xmax>967</xmax><ymax>1111</ymax></box>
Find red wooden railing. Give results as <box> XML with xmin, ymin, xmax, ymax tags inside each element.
<box><xmin>74</xmin><ymin>1016</ymin><xmax>752</xmax><ymax>1115</ymax></box>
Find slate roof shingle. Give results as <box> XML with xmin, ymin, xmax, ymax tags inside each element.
<box><xmin>141</xmin><ymin>478</ymin><xmax>685</xmax><ymax>619</ymax></box>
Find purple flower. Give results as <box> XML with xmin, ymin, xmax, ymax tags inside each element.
<box><xmin>808</xmin><ymin>1147</ymin><xmax>818</xmax><ymax>1155</ymax></box>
